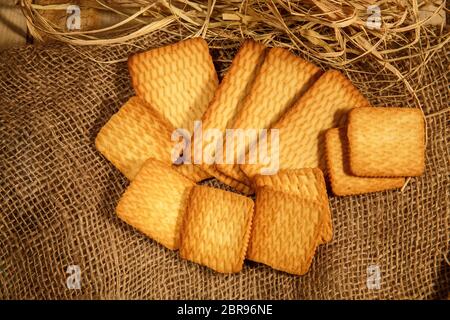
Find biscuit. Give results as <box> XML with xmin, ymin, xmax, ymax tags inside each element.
<box><xmin>240</xmin><ymin>70</ymin><xmax>371</xmax><ymax>179</ymax></box>
<box><xmin>95</xmin><ymin>96</ymin><xmax>175</xmax><ymax>180</ymax></box>
<box><xmin>173</xmin><ymin>163</ymin><xmax>212</xmax><ymax>183</ymax></box>
<box><xmin>247</xmin><ymin>187</ymin><xmax>323</xmax><ymax>276</ymax></box>
<box><xmin>253</xmin><ymin>168</ymin><xmax>326</xmax><ymax>202</ymax></box>
<box><xmin>253</xmin><ymin>168</ymin><xmax>332</xmax><ymax>244</ymax></box>
<box><xmin>180</xmin><ymin>186</ymin><xmax>254</xmax><ymax>273</ymax></box>
<box><xmin>201</xmin><ymin>165</ymin><xmax>254</xmax><ymax>195</ymax></box>
<box><xmin>347</xmin><ymin>107</ymin><xmax>425</xmax><ymax>177</ymax></box>
<box><xmin>128</xmin><ymin>37</ymin><xmax>219</xmax><ymax>132</ymax></box>
<box><xmin>116</xmin><ymin>158</ymin><xmax>195</xmax><ymax>250</ymax></box>
<box><xmin>193</xmin><ymin>40</ymin><xmax>267</xmax><ymax>188</ymax></box>
<box><xmin>96</xmin><ymin>96</ymin><xmax>211</xmax><ymax>182</ymax></box>
<box><xmin>216</xmin><ymin>47</ymin><xmax>321</xmax><ymax>184</ymax></box>
<box><xmin>325</xmin><ymin>128</ymin><xmax>405</xmax><ymax>196</ymax></box>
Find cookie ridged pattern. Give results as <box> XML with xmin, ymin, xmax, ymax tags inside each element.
<box><xmin>95</xmin><ymin>96</ymin><xmax>175</xmax><ymax>180</ymax></box>
<box><xmin>116</xmin><ymin>158</ymin><xmax>195</xmax><ymax>250</ymax></box>
<box><xmin>253</xmin><ymin>168</ymin><xmax>332</xmax><ymax>244</ymax></box>
<box><xmin>217</xmin><ymin>47</ymin><xmax>321</xmax><ymax>184</ymax></box>
<box><xmin>95</xmin><ymin>96</ymin><xmax>210</xmax><ymax>182</ymax></box>
<box><xmin>173</xmin><ymin>163</ymin><xmax>212</xmax><ymax>183</ymax></box>
<box><xmin>128</xmin><ymin>37</ymin><xmax>219</xmax><ymax>133</ymax></box>
<box><xmin>193</xmin><ymin>40</ymin><xmax>267</xmax><ymax>191</ymax></box>
<box><xmin>201</xmin><ymin>164</ymin><xmax>254</xmax><ymax>195</ymax></box>
<box><xmin>247</xmin><ymin>188</ymin><xmax>324</xmax><ymax>275</ymax></box>
<box><xmin>347</xmin><ymin>107</ymin><xmax>425</xmax><ymax>177</ymax></box>
<box><xmin>325</xmin><ymin>127</ymin><xmax>405</xmax><ymax>196</ymax></box>
<box><xmin>180</xmin><ymin>186</ymin><xmax>254</xmax><ymax>273</ymax></box>
<box><xmin>241</xmin><ymin>70</ymin><xmax>371</xmax><ymax>179</ymax></box>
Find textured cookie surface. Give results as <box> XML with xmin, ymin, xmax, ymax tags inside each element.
<box><xmin>216</xmin><ymin>47</ymin><xmax>321</xmax><ymax>183</ymax></box>
<box><xmin>347</xmin><ymin>107</ymin><xmax>425</xmax><ymax>177</ymax></box>
<box><xmin>198</xmin><ymin>40</ymin><xmax>267</xmax><ymax>147</ymax></box>
<box><xmin>116</xmin><ymin>158</ymin><xmax>195</xmax><ymax>250</ymax></box>
<box><xmin>180</xmin><ymin>186</ymin><xmax>254</xmax><ymax>273</ymax></box>
<box><xmin>192</xmin><ymin>40</ymin><xmax>266</xmax><ymax>193</ymax></box>
<box><xmin>240</xmin><ymin>70</ymin><xmax>371</xmax><ymax>178</ymax></box>
<box><xmin>201</xmin><ymin>165</ymin><xmax>254</xmax><ymax>195</ymax></box>
<box><xmin>253</xmin><ymin>168</ymin><xmax>327</xmax><ymax>202</ymax></box>
<box><xmin>173</xmin><ymin>163</ymin><xmax>212</xmax><ymax>183</ymax></box>
<box><xmin>326</xmin><ymin>128</ymin><xmax>405</xmax><ymax>196</ymax></box>
<box><xmin>247</xmin><ymin>187</ymin><xmax>323</xmax><ymax>275</ymax></box>
<box><xmin>253</xmin><ymin>168</ymin><xmax>332</xmax><ymax>244</ymax></box>
<box><xmin>128</xmin><ymin>37</ymin><xmax>219</xmax><ymax>132</ymax></box>
<box><xmin>95</xmin><ymin>96</ymin><xmax>175</xmax><ymax>180</ymax></box>
<box><xmin>95</xmin><ymin>96</ymin><xmax>210</xmax><ymax>182</ymax></box>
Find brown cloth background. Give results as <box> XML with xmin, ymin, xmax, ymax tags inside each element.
<box><xmin>0</xmin><ymin>36</ymin><xmax>448</xmax><ymax>299</ymax></box>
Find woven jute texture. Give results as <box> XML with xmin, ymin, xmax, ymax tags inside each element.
<box><xmin>0</xmin><ymin>35</ymin><xmax>448</xmax><ymax>299</ymax></box>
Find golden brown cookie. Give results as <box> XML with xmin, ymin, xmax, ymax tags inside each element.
<box><xmin>116</xmin><ymin>158</ymin><xmax>195</xmax><ymax>250</ymax></box>
<box><xmin>325</xmin><ymin>128</ymin><xmax>405</xmax><ymax>196</ymax></box>
<box><xmin>96</xmin><ymin>96</ymin><xmax>210</xmax><ymax>182</ymax></box>
<box><xmin>180</xmin><ymin>186</ymin><xmax>254</xmax><ymax>273</ymax></box>
<box><xmin>173</xmin><ymin>163</ymin><xmax>212</xmax><ymax>183</ymax></box>
<box><xmin>247</xmin><ymin>187</ymin><xmax>323</xmax><ymax>276</ymax></box>
<box><xmin>201</xmin><ymin>165</ymin><xmax>254</xmax><ymax>195</ymax></box>
<box><xmin>95</xmin><ymin>96</ymin><xmax>175</xmax><ymax>180</ymax></box>
<box><xmin>128</xmin><ymin>37</ymin><xmax>219</xmax><ymax>132</ymax></box>
<box><xmin>241</xmin><ymin>70</ymin><xmax>371</xmax><ymax>179</ymax></box>
<box><xmin>253</xmin><ymin>168</ymin><xmax>332</xmax><ymax>244</ymax></box>
<box><xmin>347</xmin><ymin>107</ymin><xmax>425</xmax><ymax>177</ymax></box>
<box><xmin>192</xmin><ymin>39</ymin><xmax>267</xmax><ymax>192</ymax></box>
<box><xmin>217</xmin><ymin>47</ymin><xmax>321</xmax><ymax>184</ymax></box>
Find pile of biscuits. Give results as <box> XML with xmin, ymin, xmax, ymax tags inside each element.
<box><xmin>95</xmin><ymin>38</ymin><xmax>425</xmax><ymax>275</ymax></box>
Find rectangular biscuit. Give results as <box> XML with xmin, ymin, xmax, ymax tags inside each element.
<box><xmin>95</xmin><ymin>96</ymin><xmax>210</xmax><ymax>182</ymax></box>
<box><xmin>192</xmin><ymin>40</ymin><xmax>267</xmax><ymax>193</ymax></box>
<box><xmin>180</xmin><ymin>186</ymin><xmax>254</xmax><ymax>273</ymax></box>
<box><xmin>240</xmin><ymin>70</ymin><xmax>371</xmax><ymax>179</ymax></box>
<box><xmin>253</xmin><ymin>168</ymin><xmax>332</xmax><ymax>244</ymax></box>
<box><xmin>116</xmin><ymin>158</ymin><xmax>195</xmax><ymax>250</ymax></box>
<box><xmin>95</xmin><ymin>96</ymin><xmax>175</xmax><ymax>180</ymax></box>
<box><xmin>128</xmin><ymin>37</ymin><xmax>219</xmax><ymax>133</ymax></box>
<box><xmin>216</xmin><ymin>47</ymin><xmax>321</xmax><ymax>184</ymax></box>
<box><xmin>201</xmin><ymin>165</ymin><xmax>254</xmax><ymax>195</ymax></box>
<box><xmin>347</xmin><ymin>107</ymin><xmax>425</xmax><ymax>177</ymax></box>
<box><xmin>247</xmin><ymin>187</ymin><xmax>323</xmax><ymax>276</ymax></box>
<box><xmin>173</xmin><ymin>163</ymin><xmax>212</xmax><ymax>183</ymax></box>
<box><xmin>253</xmin><ymin>168</ymin><xmax>327</xmax><ymax>202</ymax></box>
<box><xmin>325</xmin><ymin>128</ymin><xmax>405</xmax><ymax>196</ymax></box>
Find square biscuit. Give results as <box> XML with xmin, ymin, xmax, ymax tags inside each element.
<box><xmin>347</xmin><ymin>107</ymin><xmax>425</xmax><ymax>177</ymax></box>
<box><xmin>216</xmin><ymin>47</ymin><xmax>321</xmax><ymax>184</ymax></box>
<box><xmin>201</xmin><ymin>165</ymin><xmax>254</xmax><ymax>195</ymax></box>
<box><xmin>253</xmin><ymin>168</ymin><xmax>327</xmax><ymax>202</ymax></box>
<box><xmin>180</xmin><ymin>186</ymin><xmax>254</xmax><ymax>273</ymax></box>
<box><xmin>240</xmin><ymin>70</ymin><xmax>371</xmax><ymax>179</ymax></box>
<box><xmin>95</xmin><ymin>96</ymin><xmax>210</xmax><ymax>182</ymax></box>
<box><xmin>173</xmin><ymin>163</ymin><xmax>212</xmax><ymax>183</ymax></box>
<box><xmin>247</xmin><ymin>187</ymin><xmax>324</xmax><ymax>276</ymax></box>
<box><xmin>95</xmin><ymin>96</ymin><xmax>175</xmax><ymax>180</ymax></box>
<box><xmin>326</xmin><ymin>128</ymin><xmax>405</xmax><ymax>196</ymax></box>
<box><xmin>128</xmin><ymin>37</ymin><xmax>219</xmax><ymax>133</ymax></box>
<box><xmin>116</xmin><ymin>158</ymin><xmax>195</xmax><ymax>250</ymax></box>
<box><xmin>253</xmin><ymin>168</ymin><xmax>332</xmax><ymax>244</ymax></box>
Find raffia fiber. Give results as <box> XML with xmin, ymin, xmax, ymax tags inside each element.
<box><xmin>0</xmin><ymin>33</ymin><xmax>448</xmax><ymax>299</ymax></box>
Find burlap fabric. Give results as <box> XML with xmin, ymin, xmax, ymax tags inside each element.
<box><xmin>0</xmin><ymin>35</ymin><xmax>448</xmax><ymax>299</ymax></box>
